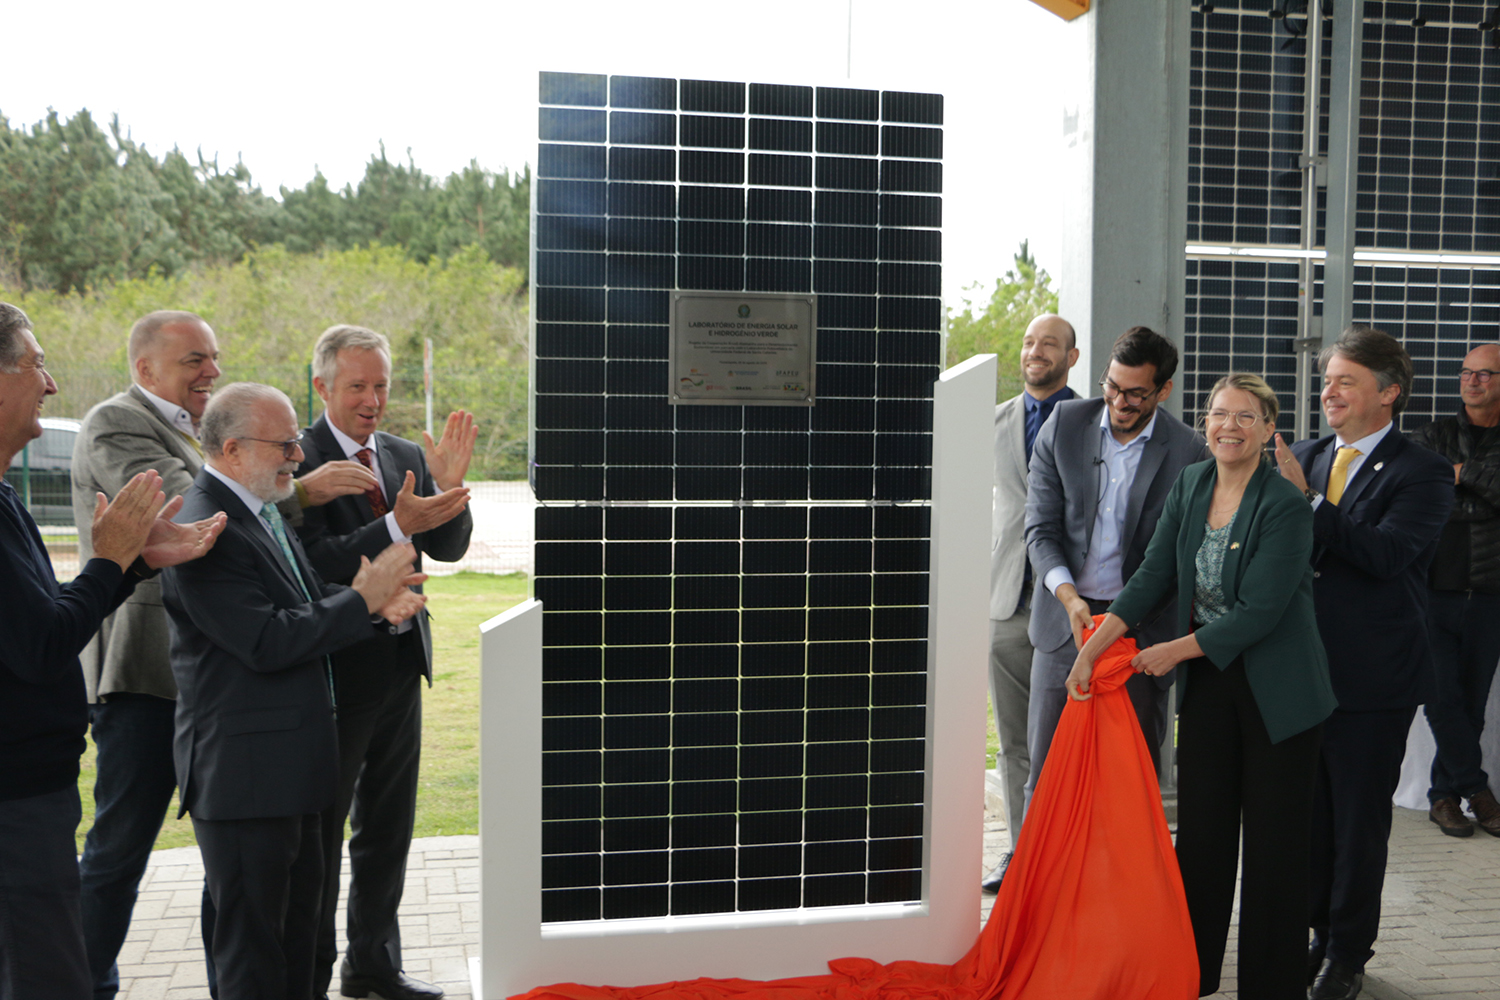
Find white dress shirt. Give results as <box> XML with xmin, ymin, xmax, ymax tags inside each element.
<box><xmin>138</xmin><ymin>386</ymin><xmax>199</xmax><ymax>440</ymax></box>
<box><xmin>1311</xmin><ymin>420</ymin><xmax>1394</xmax><ymax>509</ymax></box>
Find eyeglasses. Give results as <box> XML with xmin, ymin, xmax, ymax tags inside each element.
<box><xmin>1205</xmin><ymin>409</ymin><xmax>1263</xmax><ymax>429</ymax></box>
<box><xmin>1099</xmin><ymin>378</ymin><xmax>1162</xmax><ymax>405</ymax></box>
<box><xmin>239</xmin><ymin>433</ymin><xmax>304</xmax><ymax>459</ymax></box>
<box><xmin>1459</xmin><ymin>368</ymin><xmax>1500</xmax><ymax>383</ymax></box>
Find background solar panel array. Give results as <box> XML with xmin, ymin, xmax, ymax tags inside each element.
<box><xmin>531</xmin><ymin>72</ymin><xmax>942</xmax><ymax>922</ymax></box>
<box><xmin>1186</xmin><ymin>0</ymin><xmax>1500</xmax><ymax>436</ymax></box>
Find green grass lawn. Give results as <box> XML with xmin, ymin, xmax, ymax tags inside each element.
<box><xmin>74</xmin><ymin>572</ymin><xmax>530</xmax><ymax>852</ymax></box>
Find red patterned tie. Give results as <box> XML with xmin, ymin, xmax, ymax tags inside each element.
<box><xmin>354</xmin><ymin>448</ymin><xmax>389</xmax><ymax>517</ymax></box>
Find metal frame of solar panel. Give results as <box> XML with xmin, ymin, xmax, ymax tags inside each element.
<box><xmin>1186</xmin><ymin>0</ymin><xmax>1499</xmax><ymax>439</ymax></box>
<box><xmin>531</xmin><ymin>72</ymin><xmax>944</xmax><ymax>923</ymax></box>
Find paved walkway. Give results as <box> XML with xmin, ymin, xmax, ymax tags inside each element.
<box><xmin>119</xmin><ymin>805</ymin><xmax>1498</xmax><ymax>1000</ymax></box>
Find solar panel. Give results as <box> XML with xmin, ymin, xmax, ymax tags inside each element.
<box><xmin>532</xmin><ymin>72</ymin><xmax>942</xmax><ymax>922</ymax></box>
<box><xmin>1186</xmin><ymin>0</ymin><xmax>1499</xmax><ymax>436</ymax></box>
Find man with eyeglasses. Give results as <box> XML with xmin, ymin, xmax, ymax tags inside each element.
<box><xmin>160</xmin><ymin>382</ymin><xmax>426</xmax><ymax>999</ymax></box>
<box><xmin>1023</xmin><ymin>326</ymin><xmax>1206</xmax><ymax>818</ymax></box>
<box><xmin>1409</xmin><ymin>343</ymin><xmax>1500</xmax><ymax>838</ymax></box>
<box><xmin>69</xmin><ymin>310</ymin><xmax>383</xmax><ymax>998</ymax></box>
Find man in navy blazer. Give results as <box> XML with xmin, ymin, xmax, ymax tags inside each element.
<box><xmin>1025</xmin><ymin>326</ymin><xmax>1206</xmax><ymax>814</ymax></box>
<box><xmin>161</xmin><ymin>383</ymin><xmax>424</xmax><ymax>1000</ymax></box>
<box><xmin>290</xmin><ymin>325</ymin><xmax>474</xmax><ymax>1000</ymax></box>
<box><xmin>1275</xmin><ymin>326</ymin><xmax>1455</xmax><ymax>1000</ymax></box>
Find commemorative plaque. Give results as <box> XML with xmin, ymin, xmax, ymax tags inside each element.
<box><xmin>668</xmin><ymin>291</ymin><xmax>817</xmax><ymax>406</ymax></box>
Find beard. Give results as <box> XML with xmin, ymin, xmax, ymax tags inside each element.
<box><xmin>1023</xmin><ymin>358</ymin><xmax>1066</xmax><ymax>387</ymax></box>
<box><xmin>245</xmin><ymin>462</ymin><xmax>298</xmax><ymax>503</ymax></box>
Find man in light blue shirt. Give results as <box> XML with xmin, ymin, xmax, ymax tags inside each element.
<box><xmin>1024</xmin><ymin>327</ymin><xmax>1207</xmax><ymax>817</ymax></box>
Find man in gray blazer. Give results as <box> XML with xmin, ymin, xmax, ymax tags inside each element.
<box><xmin>1024</xmin><ymin>326</ymin><xmax>1206</xmax><ymax>813</ymax></box>
<box><xmin>161</xmin><ymin>382</ymin><xmax>423</xmax><ymax>999</ymax></box>
<box><xmin>70</xmin><ymin>311</ymin><xmax>379</xmax><ymax>998</ymax></box>
<box><xmin>984</xmin><ymin>314</ymin><xmax>1079</xmax><ymax>892</ymax></box>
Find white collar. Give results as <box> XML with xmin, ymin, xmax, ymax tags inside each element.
<box><xmin>1335</xmin><ymin>420</ymin><xmax>1394</xmax><ymax>456</ymax></box>
<box><xmin>203</xmin><ymin>462</ymin><xmax>271</xmax><ymax>518</ymax></box>
<box><xmin>137</xmin><ymin>385</ymin><xmax>198</xmax><ymax>439</ymax></box>
<box><xmin>325</xmin><ymin>417</ymin><xmax>376</xmax><ymax>461</ymax></box>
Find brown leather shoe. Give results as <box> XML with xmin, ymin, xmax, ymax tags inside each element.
<box><xmin>1430</xmin><ymin>797</ymin><xmax>1474</xmax><ymax>837</ymax></box>
<box><xmin>1468</xmin><ymin>788</ymin><xmax>1500</xmax><ymax>837</ymax></box>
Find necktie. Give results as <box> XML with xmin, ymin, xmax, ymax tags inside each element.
<box><xmin>180</xmin><ymin>430</ymin><xmax>203</xmax><ymax>456</ymax></box>
<box><xmin>1327</xmin><ymin>446</ymin><xmax>1361</xmax><ymax>506</ymax></box>
<box><xmin>354</xmin><ymin>448</ymin><xmax>389</xmax><ymax>517</ymax></box>
<box><xmin>259</xmin><ymin>502</ymin><xmax>336</xmax><ymax>710</ymax></box>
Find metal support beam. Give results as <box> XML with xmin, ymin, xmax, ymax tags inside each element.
<box><xmin>1058</xmin><ymin>0</ymin><xmax>1190</xmax><ymax>412</ymax></box>
<box><xmin>1320</xmin><ymin>4</ymin><xmax>1367</xmax><ymax>361</ymax></box>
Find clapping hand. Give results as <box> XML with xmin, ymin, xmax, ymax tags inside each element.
<box><xmin>91</xmin><ymin>471</ymin><xmax>167</xmax><ymax>571</ymax></box>
<box><xmin>424</xmin><ymin>409</ymin><xmax>478</xmax><ymax>492</ymax></box>
<box><xmin>141</xmin><ymin>496</ymin><xmax>226</xmax><ymax>569</ymax></box>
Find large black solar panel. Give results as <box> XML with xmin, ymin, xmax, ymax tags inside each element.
<box><xmin>1186</xmin><ymin>1</ymin><xmax>1500</xmax><ymax>440</ymax></box>
<box><xmin>531</xmin><ymin>72</ymin><xmax>942</xmax><ymax>922</ymax></box>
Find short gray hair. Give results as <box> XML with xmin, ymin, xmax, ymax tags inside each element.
<box><xmin>128</xmin><ymin>310</ymin><xmax>208</xmax><ymax>366</ymax></box>
<box><xmin>312</xmin><ymin>324</ymin><xmax>391</xmax><ymax>385</ymax></box>
<box><xmin>0</xmin><ymin>303</ymin><xmax>33</xmax><ymax>373</ymax></box>
<box><xmin>201</xmin><ymin>383</ymin><xmax>293</xmax><ymax>457</ymax></box>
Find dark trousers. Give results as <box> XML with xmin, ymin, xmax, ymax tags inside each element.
<box><xmin>0</xmin><ymin>786</ymin><xmax>91</xmax><ymax>1000</ymax></box>
<box><xmin>1176</xmin><ymin>658</ymin><xmax>1322</xmax><ymax>999</ymax></box>
<box><xmin>1309</xmin><ymin>705</ymin><xmax>1417</xmax><ymax>972</ymax></box>
<box><xmin>194</xmin><ymin>812</ymin><xmax>324</xmax><ymax>1000</ymax></box>
<box><xmin>1425</xmin><ymin>588</ymin><xmax>1500</xmax><ymax>802</ymax></box>
<box><xmin>314</xmin><ymin>649</ymin><xmax>423</xmax><ymax>993</ymax></box>
<box><xmin>78</xmin><ymin>693</ymin><xmax>179</xmax><ymax>999</ymax></box>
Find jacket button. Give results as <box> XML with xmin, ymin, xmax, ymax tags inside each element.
<box><xmin>1313</xmin><ymin>571</ymin><xmax>1321</xmax><ymax>578</ymax></box>
<box><xmin>387</xmin><ymin>625</ymin><xmax>399</xmax><ymax>635</ymax></box>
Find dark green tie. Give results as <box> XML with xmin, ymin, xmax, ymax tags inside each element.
<box><xmin>258</xmin><ymin>502</ymin><xmax>336</xmax><ymax>712</ymax></box>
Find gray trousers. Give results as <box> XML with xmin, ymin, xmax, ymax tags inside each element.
<box><xmin>1025</xmin><ymin>641</ymin><xmax>1169</xmax><ymax>816</ymax></box>
<box><xmin>988</xmin><ymin>608</ymin><xmax>1034</xmax><ymax>841</ymax></box>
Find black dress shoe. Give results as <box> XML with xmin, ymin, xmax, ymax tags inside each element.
<box><xmin>1308</xmin><ymin>940</ymin><xmax>1325</xmax><ymax>986</ymax></box>
<box><xmin>341</xmin><ymin>968</ymin><xmax>444</xmax><ymax>1000</ymax></box>
<box><xmin>1308</xmin><ymin>958</ymin><xmax>1363</xmax><ymax>1000</ymax></box>
<box><xmin>980</xmin><ymin>851</ymin><xmax>1012</xmax><ymax>894</ymax></box>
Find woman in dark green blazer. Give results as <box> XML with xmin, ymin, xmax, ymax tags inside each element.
<box><xmin>1067</xmin><ymin>374</ymin><xmax>1337</xmax><ymax>1000</ymax></box>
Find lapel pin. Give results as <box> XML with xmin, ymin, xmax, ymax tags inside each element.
<box><xmin>1374</xmin><ymin>462</ymin><xmax>1384</xmax><ymax>472</ymax></box>
<box><xmin>1229</xmin><ymin>542</ymin><xmax>1241</xmax><ymax>550</ymax></box>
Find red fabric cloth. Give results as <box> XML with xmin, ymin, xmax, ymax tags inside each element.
<box><xmin>513</xmin><ymin>619</ymin><xmax>1198</xmax><ymax>1000</ymax></box>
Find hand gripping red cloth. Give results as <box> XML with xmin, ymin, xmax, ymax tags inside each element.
<box><xmin>512</xmin><ymin>618</ymin><xmax>1198</xmax><ymax>1000</ymax></box>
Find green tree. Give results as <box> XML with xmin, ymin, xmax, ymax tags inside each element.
<box><xmin>946</xmin><ymin>240</ymin><xmax>1060</xmax><ymax>400</ymax></box>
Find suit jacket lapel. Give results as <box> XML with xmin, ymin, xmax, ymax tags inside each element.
<box><xmin>1338</xmin><ymin>428</ymin><xmax>1400</xmax><ymax>510</ymax></box>
<box><xmin>1123</xmin><ymin>425</ymin><xmax>1167</xmax><ymax>553</ymax></box>
<box><xmin>998</xmin><ymin>398</ymin><xmax>1027</xmax><ymax>483</ymax></box>
<box><xmin>198</xmin><ymin>470</ymin><xmax>315</xmax><ymax>599</ymax></box>
<box><xmin>310</xmin><ymin>416</ymin><xmax>378</xmax><ymax>523</ymax></box>
<box><xmin>128</xmin><ymin>385</ymin><xmax>204</xmax><ymax>467</ymax></box>
<box><xmin>1081</xmin><ymin>400</ymin><xmax>1106</xmax><ymax>556</ymax></box>
<box><xmin>374</xmin><ymin>432</ymin><xmax>403</xmax><ymax>512</ymax></box>
<box><xmin>1309</xmin><ymin>438</ymin><xmax>1335</xmax><ymax>496</ymax></box>
<box><xmin>1219</xmin><ymin>461</ymin><xmax>1268</xmax><ymax>606</ymax></box>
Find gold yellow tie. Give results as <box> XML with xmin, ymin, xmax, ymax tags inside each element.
<box><xmin>1326</xmin><ymin>446</ymin><xmax>1360</xmax><ymax>506</ymax></box>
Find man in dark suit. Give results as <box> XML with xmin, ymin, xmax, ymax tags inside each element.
<box><xmin>1025</xmin><ymin>326</ymin><xmax>1206</xmax><ymax>814</ymax></box>
<box><xmin>71</xmin><ymin>310</ymin><xmax>380</xmax><ymax>998</ymax></box>
<box><xmin>161</xmin><ymin>382</ymin><xmax>424</xmax><ymax>1000</ymax></box>
<box><xmin>292</xmin><ymin>325</ymin><xmax>474</xmax><ymax>1000</ymax></box>
<box><xmin>1274</xmin><ymin>326</ymin><xmax>1455</xmax><ymax>1000</ymax></box>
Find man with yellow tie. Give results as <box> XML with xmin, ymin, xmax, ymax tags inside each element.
<box><xmin>1274</xmin><ymin>325</ymin><xmax>1454</xmax><ymax>1000</ymax></box>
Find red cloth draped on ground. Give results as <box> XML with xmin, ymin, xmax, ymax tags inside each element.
<box><xmin>512</xmin><ymin>619</ymin><xmax>1197</xmax><ymax>1000</ymax></box>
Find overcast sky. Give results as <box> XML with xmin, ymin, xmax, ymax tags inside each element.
<box><xmin>2</xmin><ymin>0</ymin><xmax>1073</xmax><ymax>309</ymax></box>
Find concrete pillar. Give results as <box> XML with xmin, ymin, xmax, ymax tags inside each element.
<box><xmin>1058</xmin><ymin>0</ymin><xmax>1191</xmax><ymax>414</ymax></box>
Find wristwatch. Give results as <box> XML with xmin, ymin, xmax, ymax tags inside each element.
<box><xmin>1303</xmin><ymin>486</ymin><xmax>1319</xmax><ymax>503</ymax></box>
